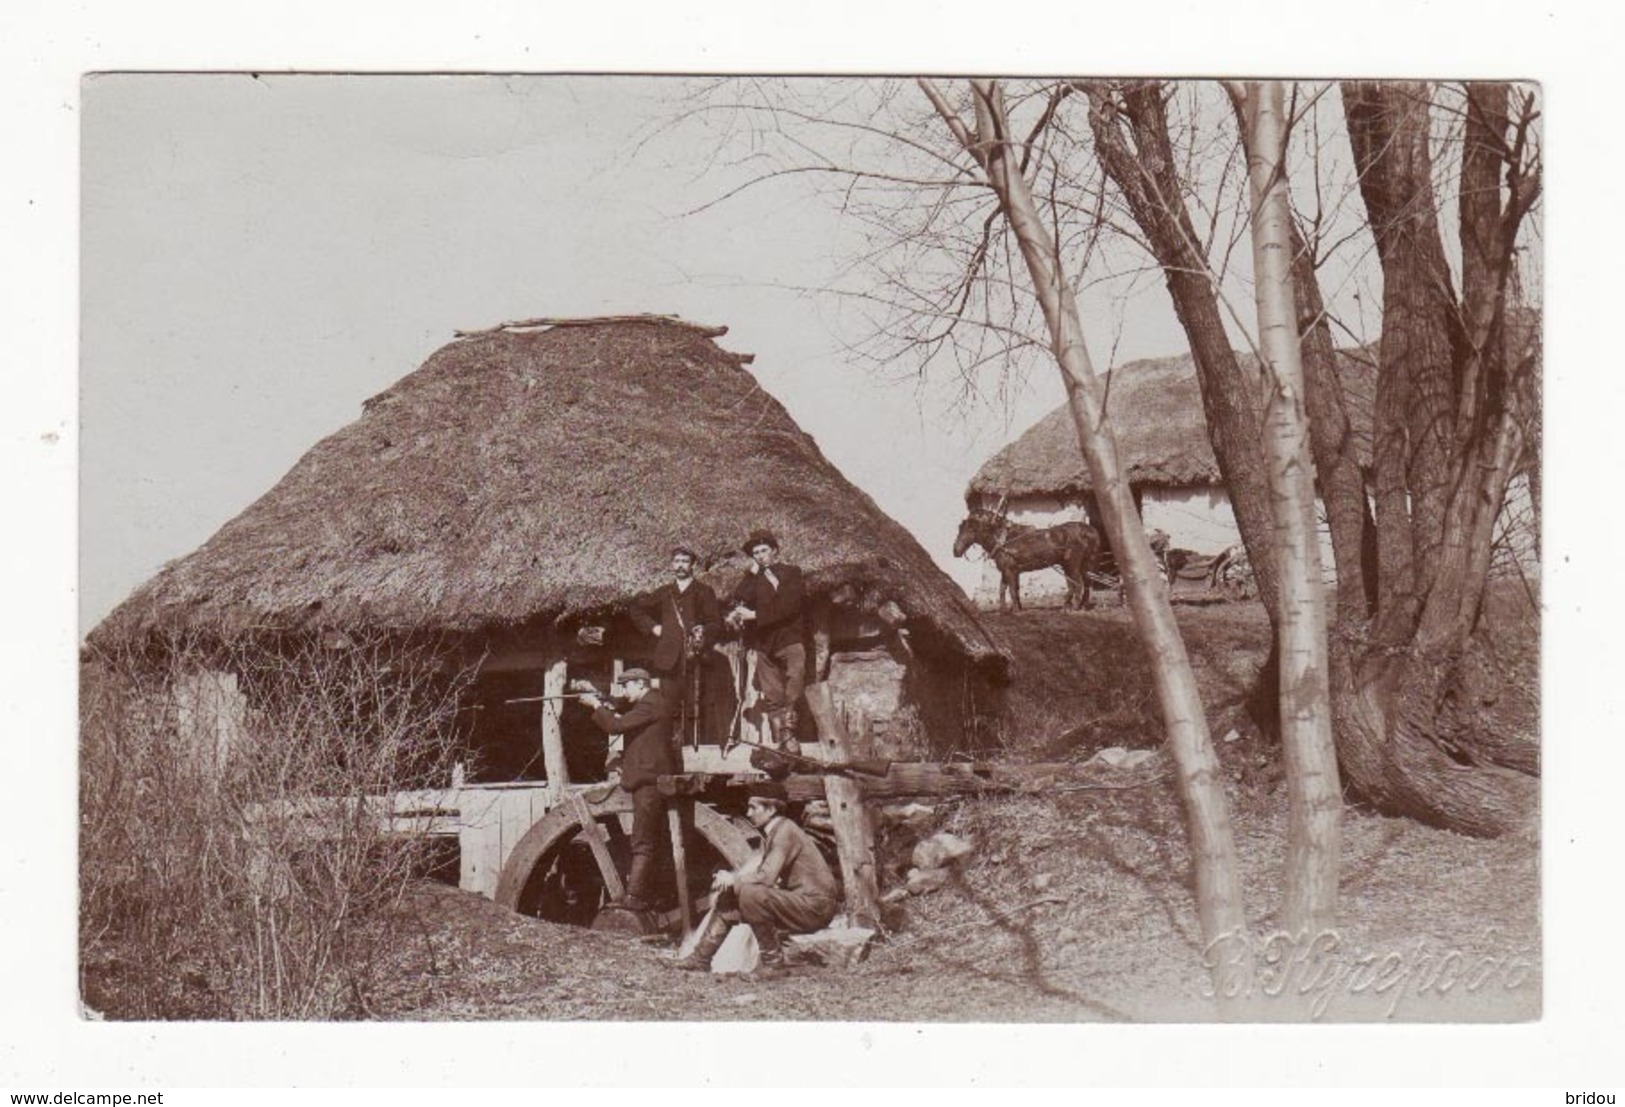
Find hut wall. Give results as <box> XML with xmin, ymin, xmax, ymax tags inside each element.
<box><xmin>827</xmin><ymin>646</ymin><xmax>924</xmax><ymax>761</ymax></box>
<box><xmin>174</xmin><ymin>668</ymin><xmax>249</xmax><ymax>774</ymax></box>
<box><xmin>1140</xmin><ymin>487</ymin><xmax>1241</xmax><ymax>554</ymax></box>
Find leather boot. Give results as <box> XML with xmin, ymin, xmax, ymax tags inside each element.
<box><xmin>769</xmin><ymin>709</ymin><xmax>800</xmax><ymax>757</ymax></box>
<box><xmin>673</xmin><ymin>911</ymin><xmax>733</xmax><ymax>971</ymax></box>
<box><xmin>748</xmin><ymin>919</ymin><xmax>786</xmax><ymax>978</ymax></box>
<box><xmin>617</xmin><ymin>854</ymin><xmax>656</xmax><ymax>913</ymax></box>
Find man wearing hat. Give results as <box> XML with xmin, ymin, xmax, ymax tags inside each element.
<box><xmin>726</xmin><ymin>529</ymin><xmax>808</xmax><ymax>748</ymax></box>
<box><xmin>630</xmin><ymin>545</ymin><xmax>724</xmax><ymax>748</ymax></box>
<box><xmin>579</xmin><ymin>668</ymin><xmax>678</xmax><ymax>913</ymax></box>
<box><xmin>675</xmin><ymin>781</ymin><xmax>839</xmax><ymax>975</ymax></box>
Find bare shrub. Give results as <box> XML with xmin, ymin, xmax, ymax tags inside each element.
<box><xmin>80</xmin><ymin>631</ymin><xmax>472</xmax><ymax>1019</ymax></box>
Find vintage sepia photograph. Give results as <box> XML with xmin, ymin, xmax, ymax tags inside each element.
<box><xmin>77</xmin><ymin>72</ymin><xmax>1543</xmax><ymax>1030</ymax></box>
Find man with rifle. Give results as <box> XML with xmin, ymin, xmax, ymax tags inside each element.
<box><xmin>577</xmin><ymin>668</ymin><xmax>677</xmax><ymax>914</ymax></box>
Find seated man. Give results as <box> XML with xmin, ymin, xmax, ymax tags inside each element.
<box><xmin>675</xmin><ymin>782</ymin><xmax>838</xmax><ymax>975</ymax></box>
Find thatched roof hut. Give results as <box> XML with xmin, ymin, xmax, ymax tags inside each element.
<box><xmin>91</xmin><ymin>316</ymin><xmax>1003</xmax><ymax>675</ymax></box>
<box><xmin>968</xmin><ymin>348</ymin><xmax>1377</xmax><ymax>501</ymax></box>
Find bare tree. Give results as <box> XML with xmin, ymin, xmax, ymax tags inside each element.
<box><xmin>1228</xmin><ymin>79</ymin><xmax>1341</xmax><ymax>935</ymax></box>
<box><xmin>80</xmin><ymin>632</ymin><xmax>471</xmax><ymax>1018</ymax></box>
<box><xmin>1327</xmin><ymin>80</ymin><xmax>1541</xmax><ymax>836</ymax></box>
<box><xmin>918</xmin><ymin>77</ymin><xmax>1253</xmax><ymax>998</ymax></box>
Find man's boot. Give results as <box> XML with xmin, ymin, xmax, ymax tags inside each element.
<box><xmin>673</xmin><ymin>911</ymin><xmax>733</xmax><ymax>971</ymax></box>
<box><xmin>769</xmin><ymin>709</ymin><xmax>800</xmax><ymax>757</ymax></box>
<box><xmin>748</xmin><ymin>919</ymin><xmax>786</xmax><ymax>978</ymax></box>
<box><xmin>616</xmin><ymin>853</ymin><xmax>656</xmax><ymax>913</ymax></box>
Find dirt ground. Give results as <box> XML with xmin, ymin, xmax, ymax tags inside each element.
<box><xmin>365</xmin><ymin>596</ymin><xmax>1540</xmax><ymax>1024</ymax></box>
<box><xmin>368</xmin><ymin>787</ymin><xmax>1538</xmax><ymax>1023</ymax></box>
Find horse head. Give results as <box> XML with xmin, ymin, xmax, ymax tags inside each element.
<box><xmin>952</xmin><ymin>512</ymin><xmax>985</xmax><ymax>558</ymax></box>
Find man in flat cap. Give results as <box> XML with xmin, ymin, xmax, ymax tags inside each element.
<box><xmin>674</xmin><ymin>781</ymin><xmax>839</xmax><ymax>975</ymax></box>
<box><xmin>578</xmin><ymin>668</ymin><xmax>678</xmax><ymax>914</ymax></box>
<box><xmin>726</xmin><ymin>529</ymin><xmax>808</xmax><ymax>750</ymax></box>
<box><xmin>631</xmin><ymin>545</ymin><xmax>724</xmax><ymax>749</ymax></box>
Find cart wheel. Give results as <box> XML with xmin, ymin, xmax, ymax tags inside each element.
<box><xmin>494</xmin><ymin>792</ymin><xmax>753</xmax><ymax>932</ymax></box>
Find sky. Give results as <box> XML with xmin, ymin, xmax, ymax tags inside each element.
<box><xmin>9</xmin><ymin>0</ymin><xmax>1623</xmax><ymax>1089</ymax></box>
<box><xmin>79</xmin><ymin>73</ymin><xmax>1214</xmax><ymax>636</ymax></box>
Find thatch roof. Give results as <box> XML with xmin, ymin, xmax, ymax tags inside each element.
<box><xmin>967</xmin><ymin>348</ymin><xmax>1377</xmax><ymax>500</ymax></box>
<box><xmin>92</xmin><ymin>316</ymin><xmax>1003</xmax><ymax>666</ymax></box>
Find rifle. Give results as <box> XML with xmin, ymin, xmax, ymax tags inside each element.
<box><xmin>733</xmin><ymin>736</ymin><xmax>892</xmax><ymax>778</ymax></box>
<box><xmin>503</xmin><ymin>691</ymin><xmax>599</xmax><ymax>705</ymax></box>
<box><xmin>504</xmin><ymin>679</ymin><xmax>614</xmax><ymax>707</ymax></box>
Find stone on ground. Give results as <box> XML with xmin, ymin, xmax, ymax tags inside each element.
<box><xmin>912</xmin><ymin>832</ymin><xmax>974</xmax><ymax>870</ymax></box>
<box><xmin>906</xmin><ymin>866</ymin><xmax>950</xmax><ymax>895</ymax></box>
<box><xmin>785</xmin><ymin>926</ymin><xmax>876</xmax><ymax>970</ymax></box>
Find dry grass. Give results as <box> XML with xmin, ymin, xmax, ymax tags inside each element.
<box><xmin>983</xmin><ymin>602</ymin><xmax>1274</xmax><ymax>773</ymax></box>
<box><xmin>359</xmin><ymin>784</ymin><xmax>1537</xmax><ymax>1023</ymax></box>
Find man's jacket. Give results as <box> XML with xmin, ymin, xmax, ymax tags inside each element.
<box><xmin>630</xmin><ymin>579</ymin><xmax>721</xmax><ymax>674</ymax></box>
<box><xmin>591</xmin><ymin>687</ymin><xmax>679</xmax><ymax>790</ymax></box>
<box><xmin>730</xmin><ymin>562</ymin><xmax>807</xmax><ymax>655</ymax></box>
<box><xmin>738</xmin><ymin>813</ymin><xmax>839</xmax><ymax>903</ymax></box>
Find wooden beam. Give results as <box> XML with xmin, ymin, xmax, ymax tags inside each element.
<box><xmin>539</xmin><ymin>657</ymin><xmax>570</xmax><ymax>807</ymax></box>
<box><xmin>567</xmin><ymin>793</ymin><xmax>626</xmax><ymax>901</ymax></box>
<box><xmin>804</xmin><ymin>683</ymin><xmax>882</xmax><ymax>930</ymax></box>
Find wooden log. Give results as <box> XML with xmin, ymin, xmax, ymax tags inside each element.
<box><xmin>540</xmin><ymin>657</ymin><xmax>570</xmax><ymax>806</ymax></box>
<box><xmin>804</xmin><ymin>683</ymin><xmax>882</xmax><ymax>929</ymax></box>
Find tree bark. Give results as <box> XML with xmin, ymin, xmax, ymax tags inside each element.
<box><xmin>1081</xmin><ymin>80</ymin><xmax>1281</xmax><ymax>627</ymax></box>
<box><xmin>1342</xmin><ymin>80</ymin><xmax>1463</xmax><ymax>647</ymax></box>
<box><xmin>1330</xmin><ymin>81</ymin><xmax>1539</xmax><ymax>836</ymax></box>
<box><xmin>923</xmin><ymin>78</ymin><xmax>1254</xmax><ymax>997</ymax></box>
<box><xmin>1235</xmin><ymin>80</ymin><xmax>1342</xmax><ymax>936</ymax></box>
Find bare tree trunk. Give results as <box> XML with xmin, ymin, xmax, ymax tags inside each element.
<box><xmin>1080</xmin><ymin>80</ymin><xmax>1280</xmax><ymax>626</ymax></box>
<box><xmin>1331</xmin><ymin>80</ymin><xmax>1539</xmax><ymax>836</ymax></box>
<box><xmin>1234</xmin><ymin>80</ymin><xmax>1341</xmax><ymax>936</ymax></box>
<box><xmin>922</xmin><ymin>78</ymin><xmax>1253</xmax><ymax>998</ymax></box>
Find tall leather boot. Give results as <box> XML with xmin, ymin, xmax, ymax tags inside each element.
<box><xmin>769</xmin><ymin>709</ymin><xmax>800</xmax><ymax>757</ymax></box>
<box><xmin>673</xmin><ymin>910</ymin><xmax>733</xmax><ymax>971</ymax></box>
<box><xmin>618</xmin><ymin>853</ymin><xmax>656</xmax><ymax>913</ymax></box>
<box><xmin>748</xmin><ymin>919</ymin><xmax>786</xmax><ymax>977</ymax></box>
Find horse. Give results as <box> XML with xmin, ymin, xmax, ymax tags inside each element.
<box><xmin>952</xmin><ymin>508</ymin><xmax>1102</xmax><ymax>612</ymax></box>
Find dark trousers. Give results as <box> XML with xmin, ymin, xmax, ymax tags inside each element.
<box><xmin>754</xmin><ymin>642</ymin><xmax>807</xmax><ymax>714</ymax></box>
<box><xmin>628</xmin><ymin>783</ymin><xmax>666</xmax><ymax>898</ymax></box>
<box><xmin>657</xmin><ymin>655</ymin><xmax>735</xmax><ymax>748</ymax></box>
<box><xmin>736</xmin><ymin>882</ymin><xmax>837</xmax><ymax>935</ymax></box>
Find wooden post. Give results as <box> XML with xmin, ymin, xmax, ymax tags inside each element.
<box><xmin>540</xmin><ymin>657</ymin><xmax>570</xmax><ymax>806</ymax></box>
<box><xmin>810</xmin><ymin>597</ymin><xmax>833</xmax><ymax>682</ymax></box>
<box><xmin>804</xmin><ymin>682</ymin><xmax>881</xmax><ymax>929</ymax></box>
<box><xmin>668</xmin><ymin>803</ymin><xmax>693</xmax><ymax>937</ymax></box>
